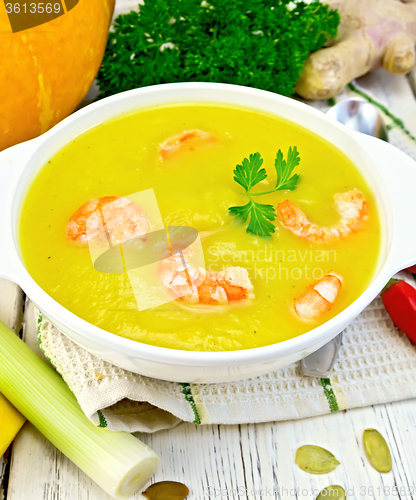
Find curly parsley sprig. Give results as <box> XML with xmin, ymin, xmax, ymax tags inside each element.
<box><xmin>229</xmin><ymin>147</ymin><xmax>300</xmax><ymax>237</ymax></box>
<box><xmin>96</xmin><ymin>0</ymin><xmax>340</xmax><ymax>99</ymax></box>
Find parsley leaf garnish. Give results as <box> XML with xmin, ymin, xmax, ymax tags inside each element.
<box><xmin>229</xmin><ymin>147</ymin><xmax>301</xmax><ymax>237</ymax></box>
<box><xmin>274</xmin><ymin>146</ymin><xmax>301</xmax><ymax>191</ymax></box>
<box><xmin>233</xmin><ymin>152</ymin><xmax>266</xmax><ymax>193</ymax></box>
<box><xmin>229</xmin><ymin>200</ymin><xmax>276</xmax><ymax>238</ymax></box>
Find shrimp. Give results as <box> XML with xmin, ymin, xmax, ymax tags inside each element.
<box><xmin>278</xmin><ymin>189</ymin><xmax>368</xmax><ymax>243</ymax></box>
<box><xmin>160</xmin><ymin>255</ymin><xmax>255</xmax><ymax>305</ymax></box>
<box><xmin>66</xmin><ymin>196</ymin><xmax>150</xmax><ymax>245</ymax></box>
<box><xmin>196</xmin><ymin>267</ymin><xmax>255</xmax><ymax>305</ymax></box>
<box><xmin>159</xmin><ymin>254</ymin><xmax>207</xmax><ymax>302</ymax></box>
<box><xmin>294</xmin><ymin>272</ymin><xmax>343</xmax><ymax>320</ymax></box>
<box><xmin>159</xmin><ymin>129</ymin><xmax>213</xmax><ymax>161</ymax></box>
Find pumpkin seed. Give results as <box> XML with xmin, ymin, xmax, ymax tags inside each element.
<box><xmin>316</xmin><ymin>485</ymin><xmax>346</xmax><ymax>500</ymax></box>
<box><xmin>142</xmin><ymin>481</ymin><xmax>189</xmax><ymax>500</ymax></box>
<box><xmin>295</xmin><ymin>445</ymin><xmax>340</xmax><ymax>474</ymax></box>
<box><xmin>363</xmin><ymin>429</ymin><xmax>392</xmax><ymax>473</ymax></box>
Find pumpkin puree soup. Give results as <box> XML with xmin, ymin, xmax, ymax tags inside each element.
<box><xmin>19</xmin><ymin>104</ymin><xmax>381</xmax><ymax>351</ymax></box>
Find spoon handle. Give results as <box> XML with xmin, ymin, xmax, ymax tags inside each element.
<box><xmin>300</xmin><ymin>333</ymin><xmax>343</xmax><ymax>378</ymax></box>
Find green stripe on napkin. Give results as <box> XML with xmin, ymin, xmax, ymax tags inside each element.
<box><xmin>180</xmin><ymin>383</ymin><xmax>201</xmax><ymax>425</ymax></box>
<box><xmin>321</xmin><ymin>378</ymin><xmax>339</xmax><ymax>412</ymax></box>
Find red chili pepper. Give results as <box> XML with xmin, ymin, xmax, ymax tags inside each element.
<box><xmin>405</xmin><ymin>265</ymin><xmax>416</xmax><ymax>273</ymax></box>
<box><xmin>382</xmin><ymin>279</ymin><xmax>416</xmax><ymax>343</ymax></box>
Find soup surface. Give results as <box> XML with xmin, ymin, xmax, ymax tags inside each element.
<box><xmin>20</xmin><ymin>103</ymin><xmax>381</xmax><ymax>351</ymax></box>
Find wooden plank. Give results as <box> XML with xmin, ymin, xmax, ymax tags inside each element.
<box><xmin>408</xmin><ymin>68</ymin><xmax>416</xmax><ymax>98</ymax></box>
<box><xmin>0</xmin><ymin>279</ymin><xmax>24</xmax><ymax>500</ymax></box>
<box><xmin>0</xmin><ymin>449</ymin><xmax>10</xmax><ymax>500</ymax></box>
<box><xmin>113</xmin><ymin>0</ymin><xmax>141</xmax><ymax>18</ymax></box>
<box><xmin>7</xmin><ymin>404</ymin><xmax>416</xmax><ymax>499</ymax></box>
<box><xmin>0</xmin><ymin>280</ymin><xmax>24</xmax><ymax>333</ymax></box>
<box><xmin>22</xmin><ymin>299</ymin><xmax>48</xmax><ymax>362</ymax></box>
<box><xmin>356</xmin><ymin>69</ymin><xmax>416</xmax><ymax>135</ymax></box>
<box><xmin>118</xmin><ymin>402</ymin><xmax>416</xmax><ymax>500</ymax></box>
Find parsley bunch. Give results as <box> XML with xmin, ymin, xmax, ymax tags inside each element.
<box><xmin>97</xmin><ymin>0</ymin><xmax>339</xmax><ymax>98</ymax></box>
<box><xmin>229</xmin><ymin>147</ymin><xmax>300</xmax><ymax>237</ymax></box>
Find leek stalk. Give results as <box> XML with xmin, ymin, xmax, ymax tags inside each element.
<box><xmin>0</xmin><ymin>320</ymin><xmax>159</xmax><ymax>499</ymax></box>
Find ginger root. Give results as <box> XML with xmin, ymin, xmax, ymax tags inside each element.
<box><xmin>296</xmin><ymin>0</ymin><xmax>416</xmax><ymax>99</ymax></box>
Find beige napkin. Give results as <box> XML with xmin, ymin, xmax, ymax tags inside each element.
<box><xmin>35</xmin><ymin>84</ymin><xmax>416</xmax><ymax>433</ymax></box>
<box><xmin>36</xmin><ymin>288</ymin><xmax>416</xmax><ymax>433</ymax></box>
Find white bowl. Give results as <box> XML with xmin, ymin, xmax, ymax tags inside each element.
<box><xmin>1</xmin><ymin>83</ymin><xmax>416</xmax><ymax>383</ymax></box>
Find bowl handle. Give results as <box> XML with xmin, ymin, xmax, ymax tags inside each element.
<box><xmin>354</xmin><ymin>132</ymin><xmax>416</xmax><ymax>273</ymax></box>
<box><xmin>0</xmin><ymin>139</ymin><xmax>40</xmax><ymax>282</ymax></box>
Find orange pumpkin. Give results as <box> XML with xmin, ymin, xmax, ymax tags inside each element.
<box><xmin>0</xmin><ymin>0</ymin><xmax>115</xmax><ymax>151</ymax></box>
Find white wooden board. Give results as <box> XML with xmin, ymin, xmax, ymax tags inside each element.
<box><xmin>357</xmin><ymin>69</ymin><xmax>416</xmax><ymax>133</ymax></box>
<box><xmin>0</xmin><ymin>279</ymin><xmax>24</xmax><ymax>334</ymax></box>
<box><xmin>408</xmin><ymin>68</ymin><xmax>416</xmax><ymax>98</ymax></box>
